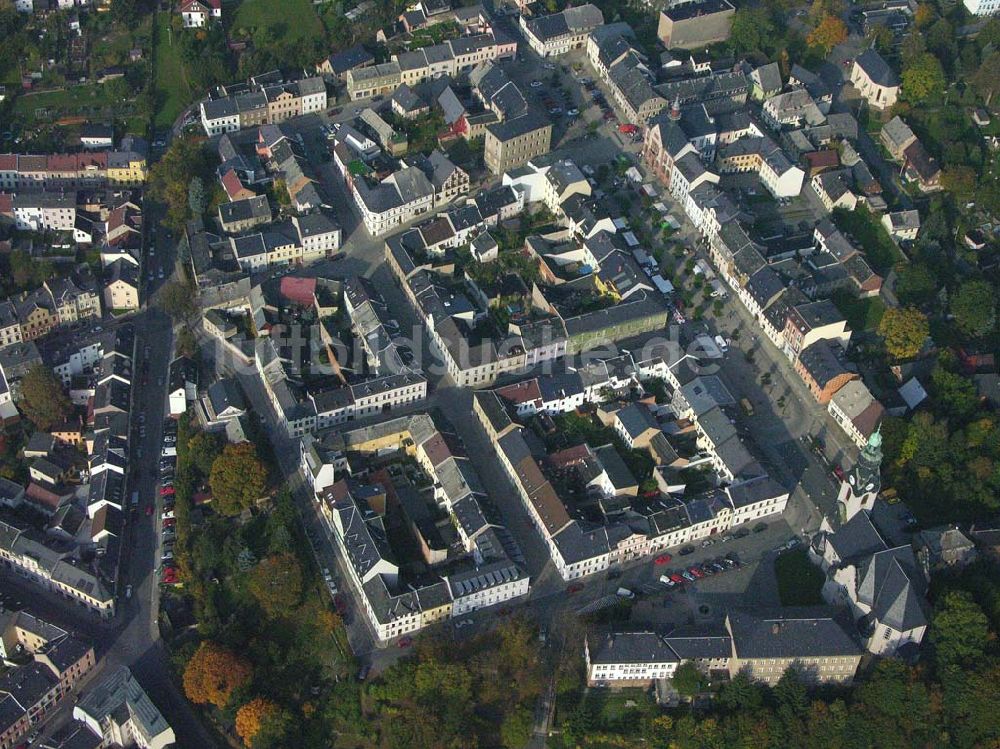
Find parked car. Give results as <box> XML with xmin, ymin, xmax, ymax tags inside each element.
<box><xmin>681</xmin><ymin>571</ymin><xmax>696</xmax><ymax>582</ymax></box>
<box><xmin>733</xmin><ymin>527</ymin><xmax>750</xmax><ymax>539</ymax></box>
<box><xmin>160</xmin><ymin>487</ymin><xmax>175</xmax><ymax>497</ymax></box>
<box><xmin>679</xmin><ymin>545</ymin><xmax>696</xmax><ymax>556</ymax></box>
<box><xmin>161</xmin><ymin>567</ymin><xmax>179</xmax><ymax>585</ymax></box>
<box><xmin>659</xmin><ymin>575</ymin><xmax>676</xmax><ymax>587</ymax></box>
<box><xmin>687</xmin><ymin>566</ymin><xmax>705</xmax><ymax>579</ymax></box>
<box><xmin>654</xmin><ymin>554</ymin><xmax>672</xmax><ymax>565</ymax></box>
<box><xmin>753</xmin><ymin>523</ymin><xmax>768</xmax><ymax>533</ymax></box>
<box><xmin>162</xmin><ymin>518</ymin><xmax>176</xmax><ymax>529</ymax></box>
<box><xmin>669</xmin><ymin>573</ymin><xmax>685</xmax><ymax>584</ymax></box>
<box><xmin>398</xmin><ymin>637</ymin><xmax>412</xmax><ymax>648</ymax></box>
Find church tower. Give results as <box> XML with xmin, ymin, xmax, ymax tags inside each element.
<box><xmin>837</xmin><ymin>428</ymin><xmax>883</xmax><ymax>522</ymax></box>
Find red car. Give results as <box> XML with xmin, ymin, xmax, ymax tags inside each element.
<box><xmin>688</xmin><ymin>566</ymin><xmax>705</xmax><ymax>578</ymax></box>
<box><xmin>618</xmin><ymin>123</ymin><xmax>638</xmax><ymax>134</ymax></box>
<box><xmin>333</xmin><ymin>593</ymin><xmax>348</xmax><ymax>614</ymax></box>
<box><xmin>566</xmin><ymin>583</ymin><xmax>584</xmax><ymax>594</ymax></box>
<box><xmin>161</xmin><ymin>567</ymin><xmax>179</xmax><ymax>585</ymax></box>
<box><xmin>669</xmin><ymin>573</ymin><xmax>685</xmax><ymax>584</ymax></box>
<box><xmin>145</xmin><ymin>504</ymin><xmax>153</xmax><ymax>516</ymax></box>
<box><xmin>398</xmin><ymin>636</ymin><xmax>412</xmax><ymax>648</ymax></box>
<box><xmin>654</xmin><ymin>554</ymin><xmax>673</xmax><ymax>565</ymax></box>
<box><xmin>162</xmin><ymin>518</ymin><xmax>176</xmax><ymax>528</ymax></box>
<box><xmin>160</xmin><ymin>486</ymin><xmax>175</xmax><ymax>497</ymax></box>
<box><xmin>833</xmin><ymin>465</ymin><xmax>845</xmax><ymax>481</ymax></box>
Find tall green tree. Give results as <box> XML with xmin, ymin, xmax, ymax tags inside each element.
<box><xmin>930</xmin><ymin>591</ymin><xmax>990</xmax><ymax>669</ymax></box>
<box><xmin>672</xmin><ymin>662</ymin><xmax>708</xmax><ymax>697</ymax></box>
<box><xmin>248</xmin><ymin>553</ymin><xmax>303</xmax><ymax>617</ymax></box>
<box><xmin>902</xmin><ymin>53</ymin><xmax>946</xmax><ymax>102</ymax></box>
<box><xmin>951</xmin><ymin>279</ymin><xmax>995</xmax><ymax>337</ymax></box>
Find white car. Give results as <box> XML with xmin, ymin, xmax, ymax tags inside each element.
<box><xmin>530</xmin><ymin>80</ymin><xmax>543</xmax><ymax>88</ymax></box>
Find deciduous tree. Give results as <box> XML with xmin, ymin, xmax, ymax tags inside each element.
<box><xmin>235</xmin><ymin>697</ymin><xmax>279</xmax><ymax>747</ymax></box>
<box><xmin>807</xmin><ymin>14</ymin><xmax>847</xmax><ymax>54</ymax></box>
<box><xmin>157</xmin><ymin>279</ymin><xmax>198</xmax><ymax>320</ymax></box>
<box><xmin>951</xmin><ymin>279</ymin><xmax>995</xmax><ymax>337</ymax></box>
<box><xmin>209</xmin><ymin>442</ymin><xmax>269</xmax><ymax>515</ymax></box>
<box><xmin>672</xmin><ymin>661</ymin><xmax>708</xmax><ymax>697</ymax></box>
<box><xmin>186</xmin><ymin>432</ymin><xmax>224</xmax><ymax>478</ymax></box>
<box><xmin>972</xmin><ymin>53</ymin><xmax>1000</xmax><ymax>106</ymax></box>
<box><xmin>902</xmin><ymin>53</ymin><xmax>946</xmax><ymax>102</ymax></box>
<box><xmin>930</xmin><ymin>591</ymin><xmax>990</xmax><ymax>668</ymax></box>
<box><xmin>149</xmin><ymin>137</ymin><xmax>210</xmax><ymax>231</ymax></box>
<box><xmin>182</xmin><ymin>641</ymin><xmax>252</xmax><ymax>709</ymax></box>
<box><xmin>877</xmin><ymin>307</ymin><xmax>929</xmax><ymax>360</ymax></box>
<box><xmin>248</xmin><ymin>553</ymin><xmax>303</xmax><ymax>617</ymax></box>
<box><xmin>19</xmin><ymin>365</ymin><xmax>71</xmax><ymax>430</ymax></box>
<box><xmin>940</xmin><ymin>166</ymin><xmax>977</xmax><ymax>204</ymax></box>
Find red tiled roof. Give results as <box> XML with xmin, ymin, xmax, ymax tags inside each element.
<box><xmin>496</xmin><ymin>378</ymin><xmax>542</xmax><ymax>405</ymax></box>
<box><xmin>804</xmin><ymin>150</ymin><xmax>839</xmax><ymax>169</ymax></box>
<box><xmin>47</xmin><ymin>154</ymin><xmax>78</xmax><ymax>172</ymax></box>
<box><xmin>17</xmin><ymin>155</ymin><xmax>47</xmax><ymax>172</ymax></box>
<box><xmin>0</xmin><ymin>194</ymin><xmax>12</xmax><ymax>216</ymax></box>
<box><xmin>220</xmin><ymin>169</ymin><xmax>249</xmax><ymax>199</ymax></box>
<box><xmin>26</xmin><ymin>482</ymin><xmax>63</xmax><ymax>512</ymax></box>
<box><xmin>0</xmin><ymin>155</ymin><xmax>16</xmax><ymax>171</ymax></box>
<box><xmin>279</xmin><ymin>277</ymin><xmax>317</xmax><ymax>306</ymax></box>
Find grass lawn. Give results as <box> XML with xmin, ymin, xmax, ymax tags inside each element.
<box><xmin>774</xmin><ymin>548</ymin><xmax>825</xmax><ymax>606</ymax></box>
<box><xmin>233</xmin><ymin>0</ymin><xmax>326</xmax><ymax>46</ymax></box>
<box><xmin>153</xmin><ymin>13</ymin><xmax>192</xmax><ymax>130</ymax></box>
<box><xmin>12</xmin><ymin>84</ymin><xmax>120</xmax><ymax>118</ymax></box>
<box><xmin>833</xmin><ymin>290</ymin><xmax>886</xmax><ymax>332</ymax></box>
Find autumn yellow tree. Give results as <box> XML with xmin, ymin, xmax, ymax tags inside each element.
<box><xmin>878</xmin><ymin>307</ymin><xmax>929</xmax><ymax>361</ymax></box>
<box><xmin>236</xmin><ymin>697</ymin><xmax>279</xmax><ymax>747</ymax></box>
<box><xmin>808</xmin><ymin>14</ymin><xmax>848</xmax><ymax>54</ymax></box>
<box><xmin>914</xmin><ymin>2</ymin><xmax>936</xmax><ymax>28</ymax></box>
<box><xmin>182</xmin><ymin>642</ymin><xmax>253</xmax><ymax>709</ymax></box>
<box><xmin>209</xmin><ymin>442</ymin><xmax>269</xmax><ymax>516</ymax></box>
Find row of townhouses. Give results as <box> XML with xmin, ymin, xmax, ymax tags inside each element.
<box><xmin>345</xmin><ymin>32</ymin><xmax>517</xmax><ymax>101</ymax></box>
<box><xmin>0</xmin><ymin>325</ymin><xmax>136</xmax><ymax>617</ymax></box>
<box><xmin>473</xmin><ymin>354</ymin><xmax>790</xmax><ymax>581</ymax></box>
<box><xmin>0</xmin><ymin>137</ymin><xmax>148</xmax><ymax>191</ymax></box>
<box><xmin>200</xmin><ymin>74</ymin><xmax>328</xmax><ymax>136</ymax></box>
<box><xmin>300</xmin><ymin>413</ymin><xmax>529</xmax><ymax>643</ymax></box>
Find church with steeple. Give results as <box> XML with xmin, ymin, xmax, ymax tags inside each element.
<box><xmin>836</xmin><ymin>428</ymin><xmax>882</xmax><ymax>523</ymax></box>
<box><xmin>810</xmin><ymin>426</ymin><xmax>929</xmax><ymax>658</ymax></box>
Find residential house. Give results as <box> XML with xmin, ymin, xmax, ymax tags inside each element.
<box><xmin>880</xmin><ymin>116</ymin><xmax>916</xmax><ymax>160</ymax></box>
<box><xmin>828</xmin><ymin>379</ymin><xmax>884</xmax><ymax>449</ymax></box>
<box><xmin>103</xmin><ymin>260</ymin><xmax>140</xmax><ymax>311</ymax></box>
<box><xmin>881</xmin><ymin>210</ymin><xmax>920</xmax><ymax>241</ymax></box>
<box><xmin>519</xmin><ymin>4</ymin><xmax>604</xmax><ymax>57</ymax></box>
